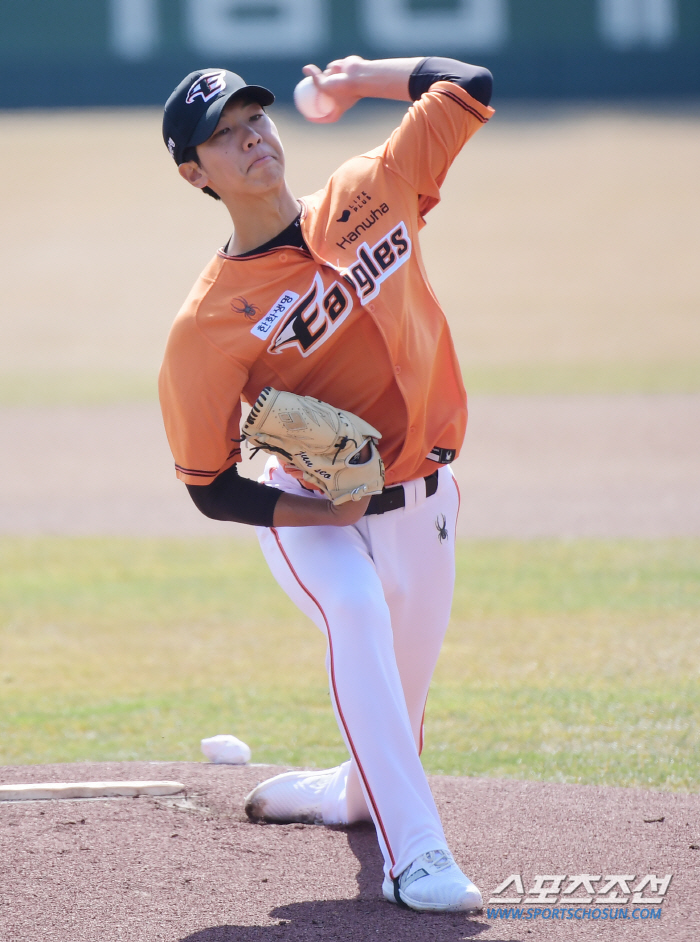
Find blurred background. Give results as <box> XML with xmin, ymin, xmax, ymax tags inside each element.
<box><xmin>1</xmin><ymin>0</ymin><xmax>698</xmax><ymax>537</ymax></box>
<box><xmin>1</xmin><ymin>0</ymin><xmax>699</xmax><ymax>781</ymax></box>
<box><xmin>1</xmin><ymin>0</ymin><xmax>699</xmax><ymax>105</ymax></box>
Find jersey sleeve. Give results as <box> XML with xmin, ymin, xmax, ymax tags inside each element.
<box><xmin>158</xmin><ymin>312</ymin><xmax>248</xmax><ymax>486</ymax></box>
<box><xmin>374</xmin><ymin>81</ymin><xmax>494</xmax><ymax>217</ymax></box>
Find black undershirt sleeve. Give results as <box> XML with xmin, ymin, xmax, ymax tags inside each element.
<box><xmin>186</xmin><ymin>463</ymin><xmax>282</xmax><ymax>527</ymax></box>
<box><xmin>409</xmin><ymin>57</ymin><xmax>493</xmax><ymax>107</ymax></box>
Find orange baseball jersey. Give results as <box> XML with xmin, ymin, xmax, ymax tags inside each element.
<box><xmin>159</xmin><ymin>83</ymin><xmax>494</xmax><ymax>488</ymax></box>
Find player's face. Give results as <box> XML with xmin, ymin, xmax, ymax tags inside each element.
<box><xmin>187</xmin><ymin>98</ymin><xmax>286</xmax><ymax>200</ymax></box>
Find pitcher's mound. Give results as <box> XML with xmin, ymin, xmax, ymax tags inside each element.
<box><xmin>1</xmin><ymin>761</ymin><xmax>697</xmax><ymax>941</ymax></box>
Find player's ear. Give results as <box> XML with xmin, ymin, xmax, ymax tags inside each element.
<box><xmin>178</xmin><ymin>160</ymin><xmax>210</xmax><ymax>191</ymax></box>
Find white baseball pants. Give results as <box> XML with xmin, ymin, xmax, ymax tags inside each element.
<box><xmin>256</xmin><ymin>461</ymin><xmax>460</xmax><ymax>880</ymax></box>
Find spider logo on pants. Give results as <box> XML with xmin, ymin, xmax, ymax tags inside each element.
<box><xmin>435</xmin><ymin>514</ymin><xmax>448</xmax><ymax>544</ymax></box>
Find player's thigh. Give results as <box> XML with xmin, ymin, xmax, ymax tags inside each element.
<box><xmin>369</xmin><ymin>467</ymin><xmax>460</xmax><ymax>708</ymax></box>
<box><xmin>256</xmin><ymin>523</ymin><xmax>388</xmax><ymax>638</ymax></box>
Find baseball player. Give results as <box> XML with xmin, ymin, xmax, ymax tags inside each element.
<box><xmin>160</xmin><ymin>55</ymin><xmax>493</xmax><ymax>913</ymax></box>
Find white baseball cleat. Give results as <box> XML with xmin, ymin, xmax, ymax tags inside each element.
<box><xmin>382</xmin><ymin>849</ymin><xmax>483</xmax><ymax>913</ymax></box>
<box><xmin>244</xmin><ymin>768</ymin><xmax>343</xmax><ymax>825</ymax></box>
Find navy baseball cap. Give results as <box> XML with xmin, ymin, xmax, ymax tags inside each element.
<box><xmin>163</xmin><ymin>69</ymin><xmax>275</xmax><ymax>164</ymax></box>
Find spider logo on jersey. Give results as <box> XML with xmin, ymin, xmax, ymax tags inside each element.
<box><xmin>263</xmin><ymin>273</ymin><xmax>354</xmax><ymax>357</ymax></box>
<box><xmin>435</xmin><ymin>514</ymin><xmax>448</xmax><ymax>543</ymax></box>
<box><xmin>231</xmin><ymin>297</ymin><xmax>261</xmax><ymax>320</ymax></box>
<box><xmin>342</xmin><ymin>223</ymin><xmax>412</xmax><ymax>303</ymax></box>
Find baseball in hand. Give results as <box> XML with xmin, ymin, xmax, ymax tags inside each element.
<box><xmin>293</xmin><ymin>76</ymin><xmax>335</xmax><ymax>121</ymax></box>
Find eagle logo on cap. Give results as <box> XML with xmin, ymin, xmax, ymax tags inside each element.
<box><xmin>186</xmin><ymin>71</ymin><xmax>227</xmax><ymax>105</ymax></box>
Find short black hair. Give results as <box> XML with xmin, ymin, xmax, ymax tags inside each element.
<box><xmin>181</xmin><ymin>146</ymin><xmax>220</xmax><ymax>200</ymax></box>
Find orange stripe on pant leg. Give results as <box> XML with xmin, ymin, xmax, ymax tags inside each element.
<box><xmin>418</xmin><ymin>698</ymin><xmax>427</xmax><ymax>756</ymax></box>
<box><xmin>452</xmin><ymin>472</ymin><xmax>461</xmax><ymax>521</ymax></box>
<box><xmin>270</xmin><ymin>527</ymin><xmax>397</xmax><ymax>871</ymax></box>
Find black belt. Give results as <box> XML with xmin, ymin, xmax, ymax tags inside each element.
<box><xmin>364</xmin><ymin>470</ymin><xmax>439</xmax><ymax>516</ymax></box>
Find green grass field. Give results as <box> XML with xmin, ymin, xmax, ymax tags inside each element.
<box><xmin>1</xmin><ymin>536</ymin><xmax>697</xmax><ymax>791</ymax></box>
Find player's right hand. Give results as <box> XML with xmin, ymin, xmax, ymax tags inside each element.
<box><xmin>300</xmin><ymin>57</ymin><xmax>366</xmax><ymax>123</ymax></box>
<box><xmin>325</xmin><ymin>494</ymin><xmax>372</xmax><ymax>526</ymax></box>
<box><xmin>272</xmin><ymin>491</ymin><xmax>371</xmax><ymax>528</ymax></box>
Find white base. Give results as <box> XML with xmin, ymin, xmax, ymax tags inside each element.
<box><xmin>0</xmin><ymin>780</ymin><xmax>185</xmax><ymax>802</ymax></box>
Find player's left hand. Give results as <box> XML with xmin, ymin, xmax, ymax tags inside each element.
<box><xmin>301</xmin><ymin>57</ymin><xmax>367</xmax><ymax>123</ymax></box>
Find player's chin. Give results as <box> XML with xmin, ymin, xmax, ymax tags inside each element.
<box><xmin>247</xmin><ymin>154</ymin><xmax>280</xmax><ymax>174</ymax></box>
<box><xmin>247</xmin><ymin>160</ymin><xmax>286</xmax><ymax>187</ymax></box>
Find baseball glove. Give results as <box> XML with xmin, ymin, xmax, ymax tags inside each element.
<box><xmin>242</xmin><ymin>387</ymin><xmax>385</xmax><ymax>505</ymax></box>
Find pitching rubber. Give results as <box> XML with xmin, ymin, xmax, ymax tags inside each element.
<box><xmin>0</xmin><ymin>780</ymin><xmax>186</xmax><ymax>802</ymax></box>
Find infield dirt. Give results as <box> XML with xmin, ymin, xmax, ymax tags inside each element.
<box><xmin>2</xmin><ymin>760</ymin><xmax>699</xmax><ymax>942</ymax></box>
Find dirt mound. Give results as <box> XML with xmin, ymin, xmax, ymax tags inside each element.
<box><xmin>1</xmin><ymin>761</ymin><xmax>697</xmax><ymax>940</ymax></box>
